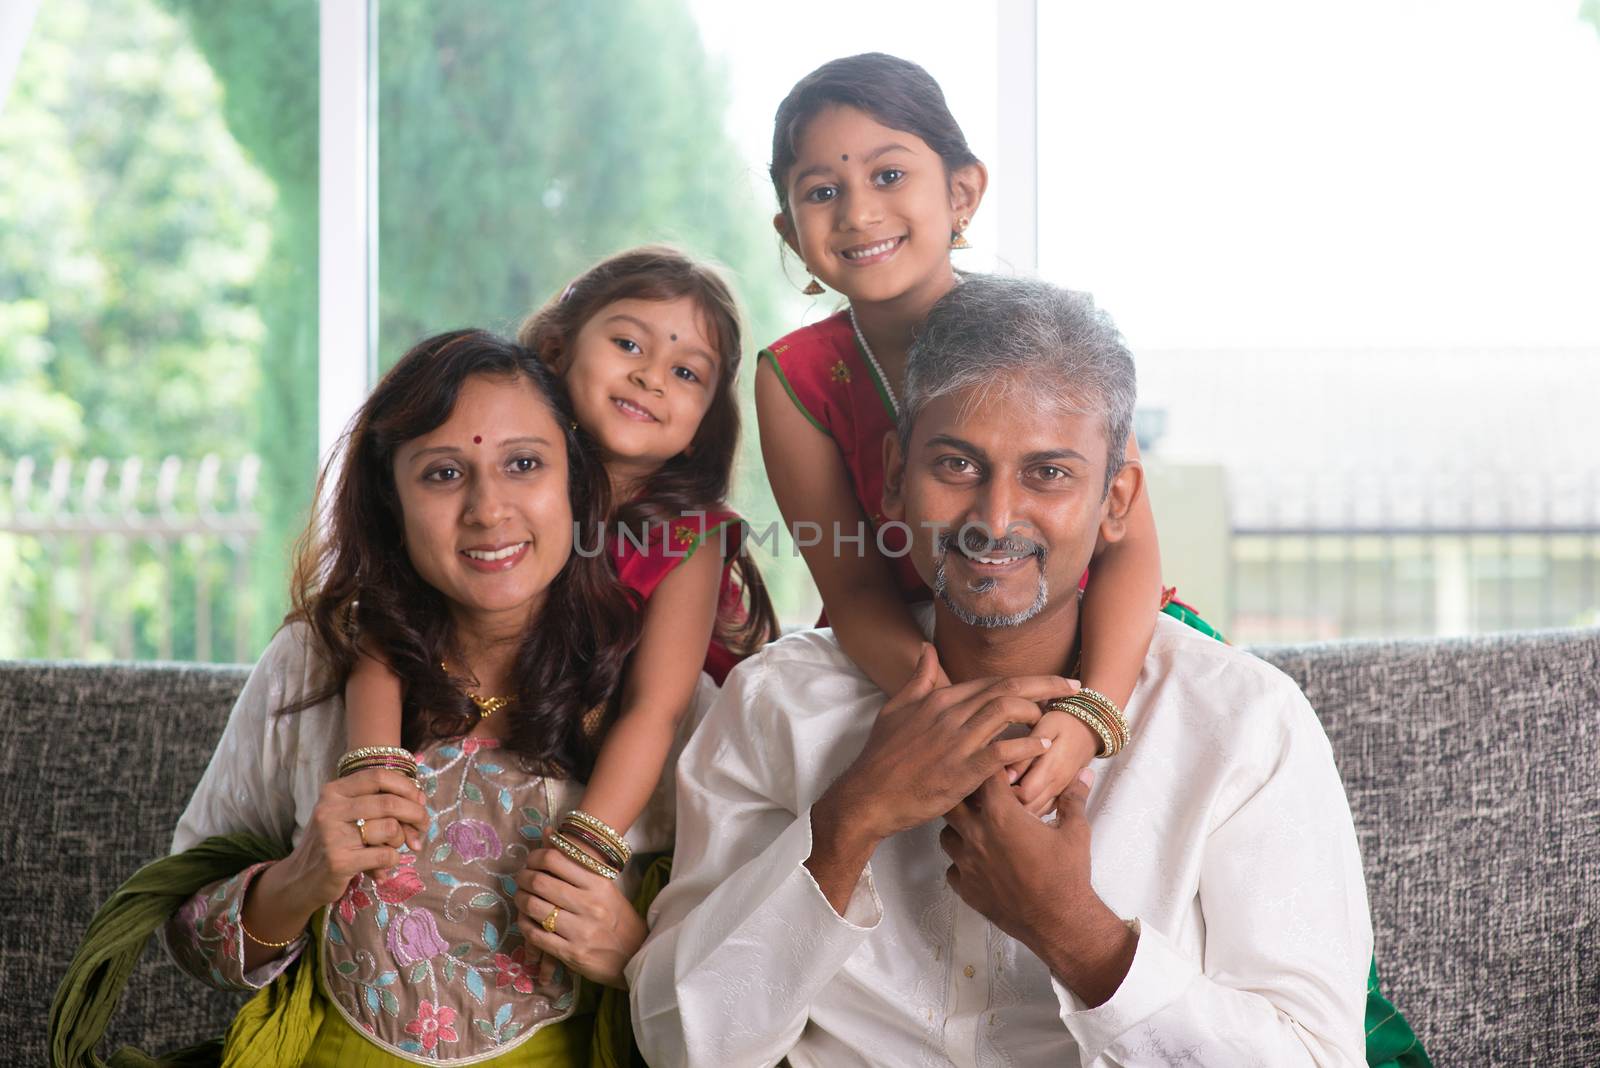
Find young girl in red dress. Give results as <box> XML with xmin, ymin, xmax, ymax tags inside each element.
<box><xmin>755</xmin><ymin>54</ymin><xmax>1169</xmax><ymax>813</ymax></box>
<box><xmin>346</xmin><ymin>245</ymin><xmax>776</xmax><ymax>854</ymax></box>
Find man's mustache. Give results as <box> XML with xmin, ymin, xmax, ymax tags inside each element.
<box><xmin>936</xmin><ymin>526</ymin><xmax>1049</xmax><ymax>563</ymax></box>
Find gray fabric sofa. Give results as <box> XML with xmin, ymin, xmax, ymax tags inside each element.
<box><xmin>3</xmin><ymin>629</ymin><xmax>1597</xmax><ymax>1065</ymax></box>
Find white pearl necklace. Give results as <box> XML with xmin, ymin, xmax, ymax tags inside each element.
<box><xmin>848</xmin><ymin>306</ymin><xmax>899</xmax><ymax>417</ymax></box>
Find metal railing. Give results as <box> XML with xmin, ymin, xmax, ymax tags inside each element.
<box><xmin>5</xmin><ymin>454</ymin><xmax>1597</xmax><ymax>660</ymax></box>
<box><xmin>0</xmin><ymin>454</ymin><xmax>263</xmax><ymax>661</ymax></box>
<box><xmin>1226</xmin><ymin>470</ymin><xmax>1600</xmax><ymax>643</ymax></box>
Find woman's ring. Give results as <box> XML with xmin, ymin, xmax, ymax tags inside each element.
<box><xmin>542</xmin><ymin>906</ymin><xmax>560</xmax><ymax>934</ymax></box>
<box><xmin>355</xmin><ymin>817</ymin><xmax>368</xmax><ymax>846</ymax></box>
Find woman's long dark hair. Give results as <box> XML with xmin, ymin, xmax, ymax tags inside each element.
<box><xmin>284</xmin><ymin>329</ymin><xmax>640</xmax><ymax>779</ymax></box>
<box><xmin>518</xmin><ymin>246</ymin><xmax>779</xmax><ymax>656</ymax></box>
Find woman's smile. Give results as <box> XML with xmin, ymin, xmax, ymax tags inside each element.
<box><xmin>459</xmin><ymin>540</ymin><xmax>531</xmax><ymax>571</ymax></box>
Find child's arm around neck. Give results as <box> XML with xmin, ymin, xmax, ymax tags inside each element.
<box><xmin>344</xmin><ymin>644</ymin><xmax>405</xmax><ymax>749</ymax></box>
<box><xmin>1076</xmin><ymin>433</ymin><xmax>1163</xmax><ymax>712</ymax></box>
<box><xmin>575</xmin><ymin>535</ymin><xmax>725</xmax><ymax>835</ymax></box>
<box><xmin>754</xmin><ymin>358</ymin><xmax>932</xmax><ymax>694</ymax></box>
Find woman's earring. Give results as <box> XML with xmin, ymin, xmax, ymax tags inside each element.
<box><xmin>802</xmin><ymin>275</ymin><xmax>825</xmax><ymax>296</ymax></box>
<box><xmin>950</xmin><ymin>217</ymin><xmax>971</xmax><ymax>250</ymax></box>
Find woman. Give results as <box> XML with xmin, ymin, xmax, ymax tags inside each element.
<box><xmin>162</xmin><ymin>329</ymin><xmax>684</xmax><ymax>1064</ymax></box>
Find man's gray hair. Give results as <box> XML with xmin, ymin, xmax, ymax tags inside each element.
<box><xmin>901</xmin><ymin>276</ymin><xmax>1137</xmax><ymax>494</ymax></box>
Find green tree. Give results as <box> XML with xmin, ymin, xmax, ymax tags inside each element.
<box><xmin>170</xmin><ymin>0</ymin><xmax>814</xmax><ymax>629</ymax></box>
<box><xmin>0</xmin><ymin>0</ymin><xmax>275</xmax><ymax>658</ymax></box>
<box><xmin>373</xmin><ymin>1</ymin><xmax>776</xmax><ymax>356</ymax></box>
<box><xmin>161</xmin><ymin>0</ymin><xmax>320</xmax><ymax>653</ymax></box>
<box><xmin>0</xmin><ymin>0</ymin><xmax>271</xmax><ymax>461</ymax></box>
<box><xmin>1</xmin><ymin>0</ymin><xmax>816</xmax><ymax>660</ymax></box>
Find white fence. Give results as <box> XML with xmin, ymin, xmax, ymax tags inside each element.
<box><xmin>1226</xmin><ymin>469</ymin><xmax>1600</xmax><ymax>642</ymax></box>
<box><xmin>1</xmin><ymin>454</ymin><xmax>263</xmax><ymax>661</ymax></box>
<box><xmin>4</xmin><ymin>453</ymin><xmax>1598</xmax><ymax>661</ymax></box>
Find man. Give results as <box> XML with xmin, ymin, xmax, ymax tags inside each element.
<box><xmin>629</xmin><ymin>277</ymin><xmax>1371</xmax><ymax>1066</ymax></box>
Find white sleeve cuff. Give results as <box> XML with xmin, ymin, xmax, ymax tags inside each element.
<box><xmin>1054</xmin><ymin>918</ymin><xmax>1201</xmax><ymax>1063</ymax></box>
<box><xmin>797</xmin><ymin>806</ymin><xmax>883</xmax><ymax>931</ymax></box>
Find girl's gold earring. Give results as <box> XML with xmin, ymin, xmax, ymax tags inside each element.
<box><xmin>802</xmin><ymin>275</ymin><xmax>825</xmax><ymax>296</ymax></box>
<box><xmin>950</xmin><ymin>217</ymin><xmax>971</xmax><ymax>250</ymax></box>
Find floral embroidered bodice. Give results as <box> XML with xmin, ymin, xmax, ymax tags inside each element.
<box><xmin>168</xmin><ymin>737</ymin><xmax>580</xmax><ymax>1064</ymax></box>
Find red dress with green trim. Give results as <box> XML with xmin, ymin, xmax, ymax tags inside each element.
<box><xmin>759</xmin><ymin>311</ymin><xmax>927</xmax><ymax>610</ymax></box>
<box><xmin>610</xmin><ymin>506</ymin><xmax>747</xmax><ymax>684</ymax></box>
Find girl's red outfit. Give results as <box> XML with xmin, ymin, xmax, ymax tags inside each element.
<box><xmin>759</xmin><ymin>311</ymin><xmax>927</xmax><ymax>617</ymax></box>
<box><xmin>611</xmin><ymin>506</ymin><xmax>747</xmax><ymax>684</ymax></box>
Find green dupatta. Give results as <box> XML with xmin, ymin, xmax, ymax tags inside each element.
<box><xmin>48</xmin><ymin>833</ymin><xmax>333</xmax><ymax>1068</ymax></box>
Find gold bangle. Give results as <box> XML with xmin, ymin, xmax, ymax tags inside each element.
<box><xmin>338</xmin><ymin>745</ymin><xmax>415</xmax><ymax>767</ymax></box>
<box><xmin>1083</xmin><ymin>694</ymin><xmax>1128</xmax><ymax>755</ymax></box>
<box><xmin>558</xmin><ymin>822</ymin><xmax>628</xmax><ymax>870</ymax></box>
<box><xmin>548</xmin><ymin>831</ymin><xmax>619</xmax><ymax>880</ymax></box>
<box><xmin>338</xmin><ymin>758</ymin><xmax>419</xmax><ymax>780</ymax></box>
<box><xmin>239</xmin><ymin>912</ymin><xmax>301</xmax><ymax>949</ymax></box>
<box><xmin>338</xmin><ymin>747</ymin><xmax>417</xmax><ymax>778</ymax></box>
<box><xmin>562</xmin><ymin>810</ymin><xmax>631</xmax><ymax>863</ymax></box>
<box><xmin>1062</xmin><ymin>690</ymin><xmax>1129</xmax><ymax>751</ymax></box>
<box><xmin>1047</xmin><ymin>696</ymin><xmax>1119</xmax><ymax>758</ymax></box>
<box><xmin>1073</xmin><ymin>688</ymin><xmax>1129</xmax><ymax>739</ymax></box>
<box><xmin>339</xmin><ymin>755</ymin><xmax>417</xmax><ymax>770</ymax></box>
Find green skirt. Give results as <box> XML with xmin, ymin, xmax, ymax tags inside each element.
<box><xmin>303</xmin><ymin>1001</ymin><xmax>591</xmax><ymax>1067</ymax></box>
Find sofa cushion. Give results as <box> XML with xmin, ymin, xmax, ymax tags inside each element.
<box><xmin>1</xmin><ymin>660</ymin><xmax>251</xmax><ymax>1063</ymax></box>
<box><xmin>1256</xmin><ymin>628</ymin><xmax>1599</xmax><ymax>1065</ymax></box>
<box><xmin>2</xmin><ymin>628</ymin><xmax>1597</xmax><ymax>1064</ymax></box>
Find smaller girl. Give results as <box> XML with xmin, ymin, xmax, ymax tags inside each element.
<box><xmin>344</xmin><ymin>246</ymin><xmax>775</xmax><ymax>865</ymax></box>
<box><xmin>518</xmin><ymin>245</ymin><xmax>778</xmax><ymax>839</ymax></box>
<box><xmin>756</xmin><ymin>53</ymin><xmax>1171</xmax><ymax>815</ymax></box>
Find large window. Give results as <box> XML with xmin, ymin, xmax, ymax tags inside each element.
<box><xmin>1037</xmin><ymin>0</ymin><xmax>1600</xmax><ymax>641</ymax></box>
<box><xmin>0</xmin><ymin>0</ymin><xmax>318</xmax><ymax>660</ymax></box>
<box><xmin>3</xmin><ymin>0</ymin><xmax>1594</xmax><ymax>660</ymax></box>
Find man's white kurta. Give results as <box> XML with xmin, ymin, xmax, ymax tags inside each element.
<box><xmin>628</xmin><ymin>614</ymin><xmax>1371</xmax><ymax>1068</ymax></box>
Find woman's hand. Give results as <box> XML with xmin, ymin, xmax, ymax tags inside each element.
<box><xmin>514</xmin><ymin>847</ymin><xmax>646</xmax><ymax>989</ymax></box>
<box><xmin>239</xmin><ymin>768</ymin><xmax>429</xmax><ymax>970</ymax></box>
<box><xmin>276</xmin><ymin>768</ymin><xmax>430</xmax><ymax>911</ymax></box>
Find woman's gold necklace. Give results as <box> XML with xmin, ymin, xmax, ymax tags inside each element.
<box><xmin>439</xmin><ymin>660</ymin><xmax>515</xmax><ymax>718</ymax></box>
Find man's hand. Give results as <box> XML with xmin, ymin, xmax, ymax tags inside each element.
<box><xmin>807</xmin><ymin>644</ymin><xmax>1076</xmax><ymax>913</ymax></box>
<box><xmin>940</xmin><ymin>768</ymin><xmax>1137</xmax><ymax>1008</ymax></box>
<box><xmin>842</xmin><ymin>643</ymin><xmax>1077</xmax><ymax>839</ymax></box>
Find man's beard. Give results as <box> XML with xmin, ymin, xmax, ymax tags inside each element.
<box><xmin>930</xmin><ymin>527</ymin><xmax>1049</xmax><ymax>629</ymax></box>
